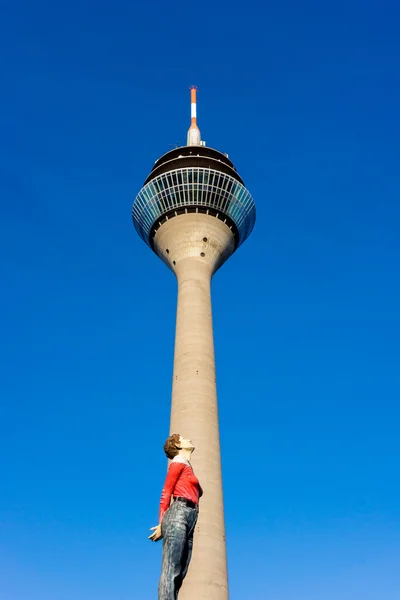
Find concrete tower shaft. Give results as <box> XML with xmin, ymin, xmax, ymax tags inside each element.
<box><xmin>154</xmin><ymin>214</ymin><xmax>233</xmax><ymax>600</ymax></box>
<box><xmin>132</xmin><ymin>89</ymin><xmax>256</xmax><ymax>600</ymax></box>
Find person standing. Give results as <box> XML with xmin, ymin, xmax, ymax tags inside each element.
<box><xmin>149</xmin><ymin>433</ymin><xmax>203</xmax><ymax>600</ymax></box>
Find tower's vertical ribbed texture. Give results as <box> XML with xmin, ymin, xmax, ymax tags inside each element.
<box><xmin>170</xmin><ymin>258</ymin><xmax>228</xmax><ymax>600</ymax></box>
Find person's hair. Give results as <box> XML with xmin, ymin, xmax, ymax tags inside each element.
<box><xmin>164</xmin><ymin>433</ymin><xmax>181</xmax><ymax>459</ymax></box>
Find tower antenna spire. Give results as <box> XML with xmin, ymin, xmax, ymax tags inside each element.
<box><xmin>187</xmin><ymin>85</ymin><xmax>201</xmax><ymax>146</ymax></box>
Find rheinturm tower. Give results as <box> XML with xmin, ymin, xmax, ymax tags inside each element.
<box><xmin>132</xmin><ymin>88</ymin><xmax>256</xmax><ymax>599</ymax></box>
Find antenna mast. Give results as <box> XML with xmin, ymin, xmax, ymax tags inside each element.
<box><xmin>187</xmin><ymin>86</ymin><xmax>201</xmax><ymax>146</ymax></box>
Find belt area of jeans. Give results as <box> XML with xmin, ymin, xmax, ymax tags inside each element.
<box><xmin>173</xmin><ymin>496</ymin><xmax>198</xmax><ymax>509</ymax></box>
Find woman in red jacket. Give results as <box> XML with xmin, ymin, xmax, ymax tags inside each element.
<box><xmin>149</xmin><ymin>433</ymin><xmax>203</xmax><ymax>600</ymax></box>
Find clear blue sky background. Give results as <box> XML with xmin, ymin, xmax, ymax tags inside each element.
<box><xmin>1</xmin><ymin>1</ymin><xmax>399</xmax><ymax>598</ymax></box>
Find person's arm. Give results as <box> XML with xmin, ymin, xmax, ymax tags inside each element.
<box><xmin>148</xmin><ymin>462</ymin><xmax>185</xmax><ymax>542</ymax></box>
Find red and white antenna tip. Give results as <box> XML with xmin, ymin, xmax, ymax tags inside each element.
<box><xmin>187</xmin><ymin>86</ymin><xmax>201</xmax><ymax>146</ymax></box>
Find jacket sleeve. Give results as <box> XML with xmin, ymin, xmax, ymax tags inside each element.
<box><xmin>159</xmin><ymin>462</ymin><xmax>185</xmax><ymax>523</ymax></box>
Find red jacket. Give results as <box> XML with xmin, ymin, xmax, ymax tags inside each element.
<box><xmin>159</xmin><ymin>459</ymin><xmax>203</xmax><ymax>522</ymax></box>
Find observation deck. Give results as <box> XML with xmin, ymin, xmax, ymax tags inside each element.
<box><xmin>132</xmin><ymin>145</ymin><xmax>256</xmax><ymax>250</ymax></box>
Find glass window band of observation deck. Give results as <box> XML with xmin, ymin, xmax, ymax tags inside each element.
<box><xmin>132</xmin><ymin>167</ymin><xmax>256</xmax><ymax>248</ymax></box>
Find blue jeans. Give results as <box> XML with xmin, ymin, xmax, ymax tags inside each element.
<box><xmin>158</xmin><ymin>500</ymin><xmax>198</xmax><ymax>600</ymax></box>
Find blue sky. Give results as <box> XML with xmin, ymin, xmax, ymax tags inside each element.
<box><xmin>1</xmin><ymin>0</ymin><xmax>400</xmax><ymax>598</ymax></box>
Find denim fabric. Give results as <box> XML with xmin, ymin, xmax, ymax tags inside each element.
<box><xmin>158</xmin><ymin>500</ymin><xmax>198</xmax><ymax>600</ymax></box>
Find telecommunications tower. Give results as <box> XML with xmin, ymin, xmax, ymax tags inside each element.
<box><xmin>132</xmin><ymin>88</ymin><xmax>256</xmax><ymax>600</ymax></box>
